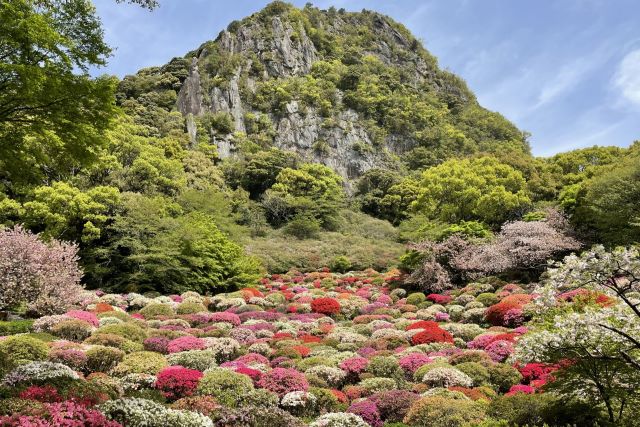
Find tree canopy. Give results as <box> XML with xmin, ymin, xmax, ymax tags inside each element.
<box><xmin>412</xmin><ymin>157</ymin><xmax>531</xmax><ymax>226</ymax></box>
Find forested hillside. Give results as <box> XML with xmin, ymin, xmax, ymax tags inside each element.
<box><xmin>1</xmin><ymin>2</ymin><xmax>639</xmax><ymax>425</ymax></box>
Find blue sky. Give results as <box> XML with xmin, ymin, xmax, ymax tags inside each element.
<box><xmin>92</xmin><ymin>0</ymin><xmax>640</xmax><ymax>156</ymax></box>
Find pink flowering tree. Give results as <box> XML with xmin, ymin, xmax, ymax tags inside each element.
<box><xmin>0</xmin><ymin>226</ymin><xmax>84</xmax><ymax>316</ymax></box>
<box><xmin>404</xmin><ymin>210</ymin><xmax>581</xmax><ymax>291</ymax></box>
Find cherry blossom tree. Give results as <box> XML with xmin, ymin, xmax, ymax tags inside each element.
<box><xmin>0</xmin><ymin>226</ymin><xmax>84</xmax><ymax>316</ymax></box>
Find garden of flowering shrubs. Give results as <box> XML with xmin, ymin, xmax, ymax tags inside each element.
<box><xmin>2</xmin><ymin>262</ymin><xmax>627</xmax><ymax>427</ymax></box>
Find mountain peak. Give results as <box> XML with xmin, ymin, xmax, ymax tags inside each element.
<box><xmin>118</xmin><ymin>2</ymin><xmax>528</xmax><ymax>187</ymax></box>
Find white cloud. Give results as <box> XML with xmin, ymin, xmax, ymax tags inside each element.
<box><xmin>614</xmin><ymin>49</ymin><xmax>640</xmax><ymax>105</ymax></box>
<box><xmin>532</xmin><ymin>66</ymin><xmax>582</xmax><ymax>109</ymax></box>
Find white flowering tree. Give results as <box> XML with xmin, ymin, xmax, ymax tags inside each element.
<box><xmin>545</xmin><ymin>246</ymin><xmax>640</xmax><ymax>369</ymax></box>
<box><xmin>515</xmin><ymin>306</ymin><xmax>640</xmax><ymax>423</ymax></box>
<box><xmin>514</xmin><ymin>246</ymin><xmax>640</xmax><ymax>424</ymax></box>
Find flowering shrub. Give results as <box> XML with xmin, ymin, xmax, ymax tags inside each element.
<box><xmin>311</xmin><ymin>298</ymin><xmax>341</xmax><ymax>315</ymax></box>
<box><xmin>19</xmin><ymin>385</ymin><xmax>62</xmax><ymax>403</ymax></box>
<box><xmin>0</xmin><ymin>400</ymin><xmax>122</xmax><ymax>426</ymax></box>
<box><xmin>505</xmin><ymin>384</ymin><xmax>536</xmax><ymax>395</ymax></box>
<box><xmin>155</xmin><ymin>366</ymin><xmax>203</xmax><ymax>400</ymax></box>
<box><xmin>406</xmin><ymin>320</ymin><xmax>440</xmax><ymax>331</ymax></box>
<box><xmin>348</xmin><ymin>400</ymin><xmax>382</xmax><ymax>427</ymax></box>
<box><xmin>167</xmin><ymin>336</ymin><xmax>206</xmax><ymax>353</ymax></box>
<box><xmin>411</xmin><ymin>327</ymin><xmax>454</xmax><ymax>345</ymax></box>
<box><xmin>339</xmin><ymin>356</ymin><xmax>370</xmax><ymax>376</ymax></box>
<box><xmin>0</xmin><ymin>226</ymin><xmax>84</xmax><ymax>316</ymax></box>
<box><xmin>167</xmin><ymin>349</ymin><xmax>216</xmax><ymax>371</ymax></box>
<box><xmin>143</xmin><ymin>336</ymin><xmax>170</xmax><ymax>354</ymax></box>
<box><xmin>485</xmin><ymin>299</ymin><xmax>528</xmax><ymax>327</ymax></box>
<box><xmin>369</xmin><ymin>390</ymin><xmax>420</xmax><ymax>423</ymax></box>
<box><xmin>98</xmin><ymin>397</ymin><xmax>213</xmax><ymax>427</ymax></box>
<box><xmin>485</xmin><ymin>339</ymin><xmax>514</xmax><ymax>362</ymax></box>
<box><xmin>258</xmin><ymin>367</ymin><xmax>309</xmax><ymax>397</ymax></box>
<box><xmin>3</xmin><ymin>362</ymin><xmax>80</xmax><ymax>387</ymax></box>
<box><xmin>422</xmin><ymin>367</ymin><xmax>473</xmax><ymax>388</ymax></box>
<box><xmin>399</xmin><ymin>353</ymin><xmax>432</xmax><ymax>374</ymax></box>
<box><xmin>197</xmin><ymin>368</ymin><xmax>255</xmax><ymax>407</ymax></box>
<box><xmin>310</xmin><ymin>412</ymin><xmax>369</xmax><ymax>427</ymax></box>
<box><xmin>427</xmin><ymin>294</ymin><xmax>452</xmax><ymax>305</ymax></box>
<box><xmin>170</xmin><ymin>396</ymin><xmax>219</xmax><ymax>416</ymax></box>
<box><xmin>48</xmin><ymin>348</ymin><xmax>87</xmax><ymax>371</ymax></box>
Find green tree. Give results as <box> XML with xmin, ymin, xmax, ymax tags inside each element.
<box><xmin>85</xmin><ymin>193</ymin><xmax>260</xmax><ymax>293</ymax></box>
<box><xmin>7</xmin><ymin>182</ymin><xmax>120</xmax><ymax>243</ymax></box>
<box><xmin>355</xmin><ymin>168</ymin><xmax>402</xmax><ymax>221</ymax></box>
<box><xmin>0</xmin><ymin>0</ymin><xmax>118</xmax><ymax>185</ymax></box>
<box><xmin>568</xmin><ymin>154</ymin><xmax>640</xmax><ymax>245</ymax></box>
<box><xmin>378</xmin><ymin>177</ymin><xmax>421</xmax><ymax>225</ymax></box>
<box><xmin>548</xmin><ymin>145</ymin><xmax>626</xmax><ymax>186</ymax></box>
<box><xmin>413</xmin><ymin>157</ymin><xmax>531</xmax><ymax>226</ymax></box>
<box><xmin>263</xmin><ymin>163</ymin><xmax>345</xmax><ymax>229</ymax></box>
<box><xmin>240</xmin><ymin>148</ymin><xmax>298</xmax><ymax>198</ymax></box>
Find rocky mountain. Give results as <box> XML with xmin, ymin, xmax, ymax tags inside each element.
<box><xmin>117</xmin><ymin>2</ymin><xmax>530</xmax><ymax>187</ymax></box>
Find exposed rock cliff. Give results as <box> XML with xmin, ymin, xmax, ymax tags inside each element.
<box><xmin>119</xmin><ymin>2</ymin><xmax>529</xmax><ymax>188</ymax></box>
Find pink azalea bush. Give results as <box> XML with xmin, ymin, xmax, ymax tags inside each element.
<box><xmin>167</xmin><ymin>336</ymin><xmax>206</xmax><ymax>353</ymax></box>
<box><xmin>257</xmin><ymin>367</ymin><xmax>309</xmax><ymax>397</ymax></box>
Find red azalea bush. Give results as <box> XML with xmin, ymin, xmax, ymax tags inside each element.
<box><xmin>505</xmin><ymin>384</ymin><xmax>536</xmax><ymax>396</ymax></box>
<box><xmin>411</xmin><ymin>327</ymin><xmax>454</xmax><ymax>345</ymax></box>
<box><xmin>155</xmin><ymin>366</ymin><xmax>203</xmax><ymax>400</ymax></box>
<box><xmin>311</xmin><ymin>297</ymin><xmax>341</xmax><ymax>315</ymax></box>
<box><xmin>235</xmin><ymin>366</ymin><xmax>262</xmax><ymax>382</ymax></box>
<box><xmin>299</xmin><ymin>334</ymin><xmax>322</xmax><ymax>343</ymax></box>
<box><xmin>485</xmin><ymin>300</ymin><xmax>525</xmax><ymax>326</ymax></box>
<box><xmin>406</xmin><ymin>320</ymin><xmax>439</xmax><ymax>331</ymax></box>
<box><xmin>518</xmin><ymin>362</ymin><xmax>558</xmax><ymax>384</ymax></box>
<box><xmin>292</xmin><ymin>345</ymin><xmax>310</xmax><ymax>357</ymax></box>
<box><xmin>19</xmin><ymin>385</ymin><xmax>63</xmax><ymax>403</ymax></box>
<box><xmin>426</xmin><ymin>294</ymin><xmax>452</xmax><ymax>305</ymax></box>
<box><xmin>257</xmin><ymin>367</ymin><xmax>309</xmax><ymax>397</ymax></box>
<box><xmin>93</xmin><ymin>303</ymin><xmax>114</xmax><ymax>313</ymax></box>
